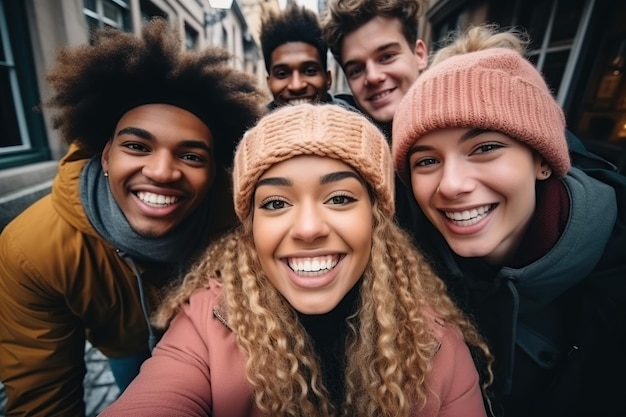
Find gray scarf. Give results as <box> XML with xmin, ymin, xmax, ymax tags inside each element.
<box><xmin>80</xmin><ymin>155</ymin><xmax>213</xmax><ymax>266</ymax></box>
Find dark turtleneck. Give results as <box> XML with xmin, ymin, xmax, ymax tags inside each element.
<box><xmin>296</xmin><ymin>280</ymin><xmax>361</xmax><ymax>408</ymax></box>
<box><xmin>508</xmin><ymin>177</ymin><xmax>570</xmax><ymax>268</ymax></box>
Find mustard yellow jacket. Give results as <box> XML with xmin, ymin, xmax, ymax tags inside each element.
<box><xmin>0</xmin><ymin>145</ymin><xmax>235</xmax><ymax>416</ymax></box>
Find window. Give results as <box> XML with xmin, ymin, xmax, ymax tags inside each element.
<box><xmin>0</xmin><ymin>0</ymin><xmax>48</xmax><ymax>169</ymax></box>
<box><xmin>513</xmin><ymin>0</ymin><xmax>592</xmax><ymax>103</ymax></box>
<box><xmin>83</xmin><ymin>0</ymin><xmax>130</xmax><ymax>41</ymax></box>
<box><xmin>140</xmin><ymin>0</ymin><xmax>168</xmax><ymax>23</ymax></box>
<box><xmin>184</xmin><ymin>23</ymin><xmax>199</xmax><ymax>50</ymax></box>
<box><xmin>0</xmin><ymin>4</ymin><xmax>27</xmax><ymax>153</ymax></box>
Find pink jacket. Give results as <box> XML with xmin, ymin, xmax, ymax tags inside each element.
<box><xmin>100</xmin><ymin>281</ymin><xmax>487</xmax><ymax>417</ymax></box>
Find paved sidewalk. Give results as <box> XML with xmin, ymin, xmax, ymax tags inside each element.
<box><xmin>0</xmin><ymin>342</ymin><xmax>120</xmax><ymax>417</ymax></box>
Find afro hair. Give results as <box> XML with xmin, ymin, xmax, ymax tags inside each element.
<box><xmin>45</xmin><ymin>18</ymin><xmax>267</xmax><ymax>167</ymax></box>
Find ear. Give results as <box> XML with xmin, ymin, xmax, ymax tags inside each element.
<box><xmin>326</xmin><ymin>70</ymin><xmax>332</xmax><ymax>90</ymax></box>
<box><xmin>413</xmin><ymin>39</ymin><xmax>429</xmax><ymax>72</ymax></box>
<box><xmin>101</xmin><ymin>139</ymin><xmax>113</xmax><ymax>173</ymax></box>
<box><xmin>535</xmin><ymin>158</ymin><xmax>552</xmax><ymax>180</ymax></box>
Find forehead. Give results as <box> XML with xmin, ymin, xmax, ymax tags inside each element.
<box><xmin>259</xmin><ymin>155</ymin><xmax>357</xmax><ymax>180</ymax></box>
<box><xmin>341</xmin><ymin>16</ymin><xmax>410</xmax><ymax>61</ymax></box>
<box><xmin>117</xmin><ymin>103</ymin><xmax>206</xmax><ymax>127</ymax></box>
<box><xmin>114</xmin><ymin>103</ymin><xmax>213</xmax><ymax>145</ymax></box>
<box><xmin>270</xmin><ymin>42</ymin><xmax>323</xmax><ymax>67</ymax></box>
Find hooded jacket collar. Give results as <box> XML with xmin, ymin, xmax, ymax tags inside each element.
<box><xmin>498</xmin><ymin>167</ymin><xmax>616</xmax><ymax>312</ymax></box>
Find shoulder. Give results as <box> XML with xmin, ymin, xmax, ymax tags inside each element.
<box><xmin>184</xmin><ymin>280</ymin><xmax>231</xmax><ymax>331</ymax></box>
<box><xmin>421</xmin><ymin>316</ymin><xmax>486</xmax><ymax>417</ymax></box>
<box><xmin>428</xmin><ymin>317</ymin><xmax>467</xmax><ymax>362</ymax></box>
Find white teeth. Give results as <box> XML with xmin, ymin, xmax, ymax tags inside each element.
<box><xmin>370</xmin><ymin>90</ymin><xmax>391</xmax><ymax>101</ymax></box>
<box><xmin>444</xmin><ymin>205</ymin><xmax>492</xmax><ymax>226</ymax></box>
<box><xmin>137</xmin><ymin>191</ymin><xmax>179</xmax><ymax>207</ymax></box>
<box><xmin>288</xmin><ymin>255</ymin><xmax>339</xmax><ymax>274</ymax></box>
<box><xmin>288</xmin><ymin>98</ymin><xmax>313</xmax><ymax>105</ymax></box>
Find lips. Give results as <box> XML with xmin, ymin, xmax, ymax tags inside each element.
<box><xmin>136</xmin><ymin>191</ymin><xmax>179</xmax><ymax>207</ymax></box>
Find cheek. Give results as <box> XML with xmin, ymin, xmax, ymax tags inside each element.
<box><xmin>189</xmin><ymin>169</ymin><xmax>215</xmax><ymax>197</ymax></box>
<box><xmin>267</xmin><ymin>79</ymin><xmax>285</xmax><ymax>94</ymax></box>
<box><xmin>252</xmin><ymin>218</ymin><xmax>277</xmax><ymax>260</ymax></box>
<box><xmin>410</xmin><ymin>175</ymin><xmax>434</xmax><ymax>208</ymax></box>
<box><xmin>350</xmin><ymin>215</ymin><xmax>373</xmax><ymax>266</ymax></box>
<box><xmin>312</xmin><ymin>78</ymin><xmax>327</xmax><ymax>91</ymax></box>
<box><xmin>348</xmin><ymin>78</ymin><xmax>362</xmax><ymax>94</ymax></box>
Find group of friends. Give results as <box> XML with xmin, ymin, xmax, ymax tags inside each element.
<box><xmin>0</xmin><ymin>0</ymin><xmax>624</xmax><ymax>416</ymax></box>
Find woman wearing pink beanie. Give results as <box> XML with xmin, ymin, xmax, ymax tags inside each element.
<box><xmin>100</xmin><ymin>103</ymin><xmax>493</xmax><ymax>417</ymax></box>
<box><xmin>392</xmin><ymin>25</ymin><xmax>626</xmax><ymax>417</ymax></box>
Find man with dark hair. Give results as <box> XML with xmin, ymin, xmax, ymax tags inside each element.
<box><xmin>260</xmin><ymin>2</ymin><xmax>351</xmax><ymax>110</ymax></box>
<box><xmin>0</xmin><ymin>19</ymin><xmax>265</xmax><ymax>416</ymax></box>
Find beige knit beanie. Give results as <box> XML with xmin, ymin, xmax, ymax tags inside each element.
<box><xmin>392</xmin><ymin>47</ymin><xmax>570</xmax><ymax>185</ymax></box>
<box><xmin>233</xmin><ymin>103</ymin><xmax>394</xmax><ymax>221</ymax></box>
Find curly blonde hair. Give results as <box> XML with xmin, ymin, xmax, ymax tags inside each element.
<box><xmin>155</xmin><ymin>194</ymin><xmax>493</xmax><ymax>416</ymax></box>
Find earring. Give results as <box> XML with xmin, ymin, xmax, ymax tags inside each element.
<box><xmin>104</xmin><ymin>171</ymin><xmax>109</xmax><ymax>177</ymax></box>
<box><xmin>542</xmin><ymin>170</ymin><xmax>551</xmax><ymax>178</ymax></box>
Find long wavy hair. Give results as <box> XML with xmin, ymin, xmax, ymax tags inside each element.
<box><xmin>155</xmin><ymin>185</ymin><xmax>493</xmax><ymax>416</ymax></box>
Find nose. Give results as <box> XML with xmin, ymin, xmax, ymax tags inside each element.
<box><xmin>142</xmin><ymin>151</ymin><xmax>182</xmax><ymax>183</ymax></box>
<box><xmin>289</xmin><ymin>202</ymin><xmax>330</xmax><ymax>242</ymax></box>
<box><xmin>436</xmin><ymin>160</ymin><xmax>476</xmax><ymax>199</ymax></box>
<box><xmin>287</xmin><ymin>71</ymin><xmax>307</xmax><ymax>92</ymax></box>
<box><xmin>364</xmin><ymin>62</ymin><xmax>385</xmax><ymax>85</ymax></box>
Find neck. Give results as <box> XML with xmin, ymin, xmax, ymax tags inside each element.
<box><xmin>297</xmin><ymin>280</ymin><xmax>361</xmax><ymax>407</ymax></box>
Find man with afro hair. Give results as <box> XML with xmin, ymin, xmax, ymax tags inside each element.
<box><xmin>0</xmin><ymin>18</ymin><xmax>265</xmax><ymax>416</ymax></box>
<box><xmin>260</xmin><ymin>2</ymin><xmax>352</xmax><ymax>110</ymax></box>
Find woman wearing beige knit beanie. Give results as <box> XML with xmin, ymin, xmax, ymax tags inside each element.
<box><xmin>392</xmin><ymin>24</ymin><xmax>626</xmax><ymax>417</ymax></box>
<box><xmin>101</xmin><ymin>103</ymin><xmax>494</xmax><ymax>417</ymax></box>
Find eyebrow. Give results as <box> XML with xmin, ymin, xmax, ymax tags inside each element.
<box><xmin>343</xmin><ymin>42</ymin><xmax>402</xmax><ymax>68</ymax></box>
<box><xmin>271</xmin><ymin>61</ymin><xmax>322</xmax><ymax>71</ymax></box>
<box><xmin>320</xmin><ymin>171</ymin><xmax>363</xmax><ymax>185</ymax></box>
<box><xmin>116</xmin><ymin>126</ymin><xmax>213</xmax><ymax>153</ymax></box>
<box><xmin>407</xmin><ymin>128</ymin><xmax>490</xmax><ymax>157</ymax></box>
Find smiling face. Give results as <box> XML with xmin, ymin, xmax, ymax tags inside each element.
<box><xmin>266</xmin><ymin>42</ymin><xmax>331</xmax><ymax>107</ymax></box>
<box><xmin>252</xmin><ymin>155</ymin><xmax>373</xmax><ymax>314</ymax></box>
<box><xmin>341</xmin><ymin>17</ymin><xmax>427</xmax><ymax>124</ymax></box>
<box><xmin>408</xmin><ymin>128</ymin><xmax>549</xmax><ymax>265</ymax></box>
<box><xmin>101</xmin><ymin>103</ymin><xmax>215</xmax><ymax>238</ymax></box>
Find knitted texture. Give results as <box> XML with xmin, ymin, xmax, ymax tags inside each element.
<box><xmin>233</xmin><ymin>104</ymin><xmax>394</xmax><ymax>220</ymax></box>
<box><xmin>392</xmin><ymin>48</ymin><xmax>570</xmax><ymax>184</ymax></box>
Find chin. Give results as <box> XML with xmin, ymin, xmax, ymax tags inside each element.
<box><xmin>131</xmin><ymin>223</ymin><xmax>174</xmax><ymax>239</ymax></box>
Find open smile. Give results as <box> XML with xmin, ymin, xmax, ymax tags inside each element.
<box><xmin>136</xmin><ymin>191</ymin><xmax>180</xmax><ymax>207</ymax></box>
<box><xmin>286</xmin><ymin>254</ymin><xmax>342</xmax><ymax>277</ymax></box>
<box><xmin>368</xmin><ymin>88</ymin><xmax>395</xmax><ymax>102</ymax></box>
<box><xmin>443</xmin><ymin>204</ymin><xmax>496</xmax><ymax>226</ymax></box>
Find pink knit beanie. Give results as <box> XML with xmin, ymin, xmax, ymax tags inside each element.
<box><xmin>233</xmin><ymin>103</ymin><xmax>394</xmax><ymax>220</ymax></box>
<box><xmin>392</xmin><ymin>48</ymin><xmax>570</xmax><ymax>184</ymax></box>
